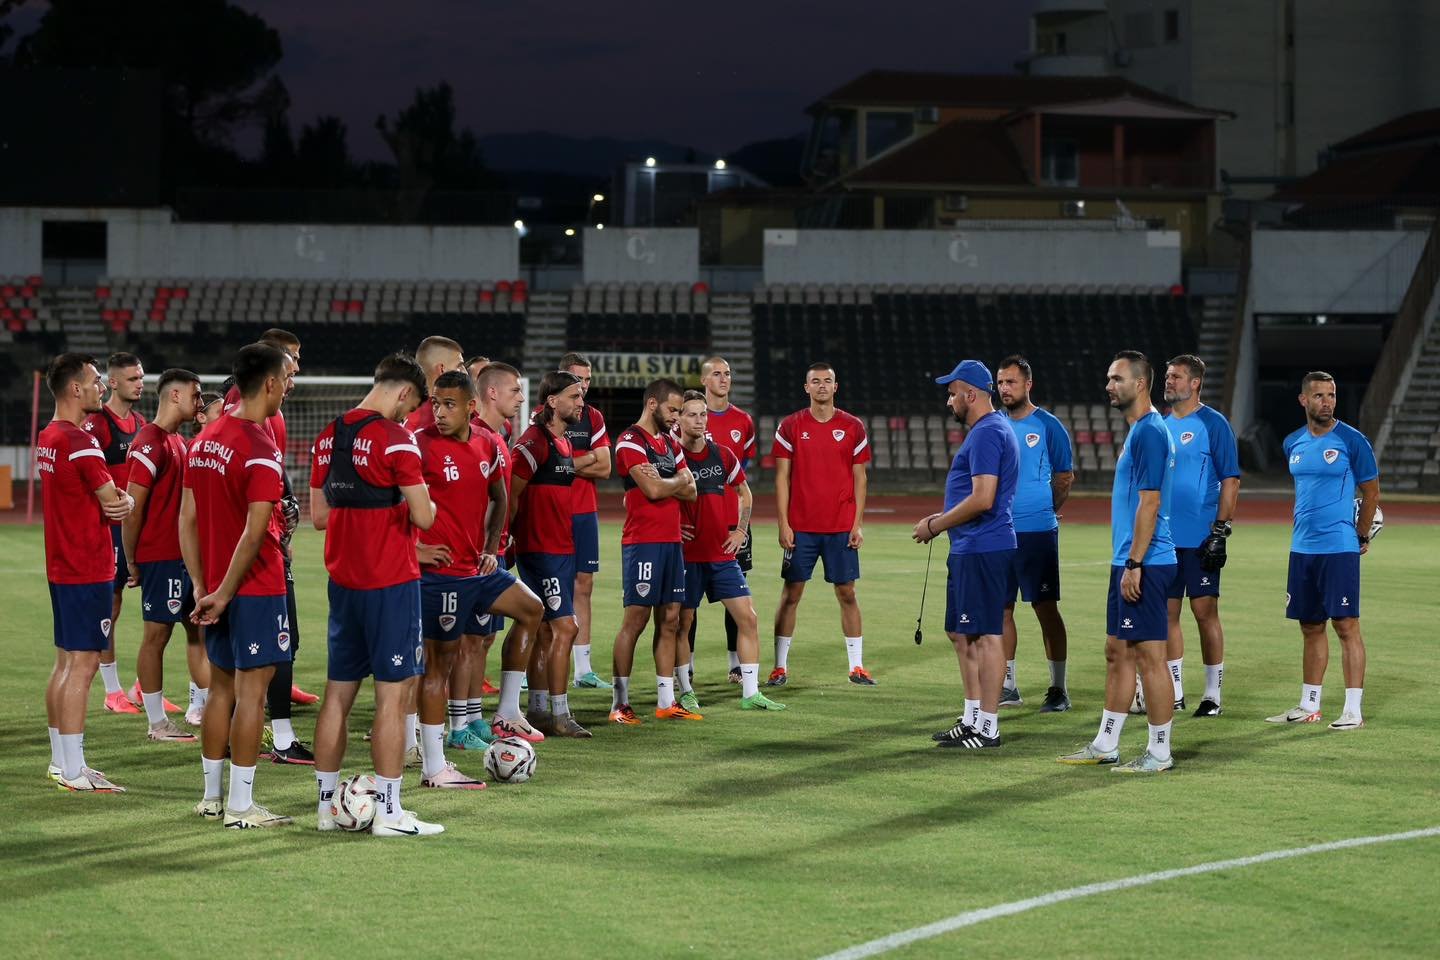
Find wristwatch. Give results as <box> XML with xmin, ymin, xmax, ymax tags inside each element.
<box><xmin>1124</xmin><ymin>558</ymin><xmax>1142</xmax><ymax>570</ymax></box>
<box><xmin>1358</xmin><ymin>535</ymin><xmax>1370</xmax><ymax>545</ymax></box>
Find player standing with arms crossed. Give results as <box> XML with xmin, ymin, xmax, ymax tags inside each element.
<box><xmin>40</xmin><ymin>354</ymin><xmax>134</xmax><ymax>791</ymax></box>
<box><xmin>558</xmin><ymin>352</ymin><xmax>614</xmax><ymax>690</ymax></box>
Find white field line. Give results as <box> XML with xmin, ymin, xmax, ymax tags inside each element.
<box><xmin>816</xmin><ymin>826</ymin><xmax>1440</xmax><ymax>960</ymax></box>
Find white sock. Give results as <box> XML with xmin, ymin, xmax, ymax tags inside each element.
<box><xmin>844</xmin><ymin>636</ymin><xmax>863</xmax><ymax>670</ymax></box>
<box><xmin>316</xmin><ymin>770</ymin><xmax>339</xmax><ymax>817</ymax></box>
<box><xmin>675</xmin><ymin>666</ymin><xmax>694</xmax><ymax>694</ymax></box>
<box><xmin>572</xmin><ymin>643</ymin><xmax>593</xmax><ymax>679</ymax></box>
<box><xmin>977</xmin><ymin>710</ymin><xmax>999</xmax><ymax>739</ymax></box>
<box><xmin>99</xmin><ymin>661</ymin><xmax>122</xmax><ymax>695</ymax></box>
<box><xmin>688</xmin><ymin>656</ymin><xmax>697</xmax><ymax>678</ymax></box>
<box><xmin>963</xmin><ymin>699</ymin><xmax>980</xmax><ymax>728</ymax></box>
<box><xmin>447</xmin><ymin>699</ymin><xmax>468</xmax><ymax>733</ymax></box>
<box><xmin>420</xmin><ymin>722</ymin><xmax>446</xmax><ymax>779</ymax></box>
<box><xmin>1004</xmin><ymin>659</ymin><xmax>1017</xmax><ymax>688</ymax></box>
<box><xmin>226</xmin><ymin>762</ymin><xmax>255</xmax><ymax>812</ymax></box>
<box><xmin>774</xmin><ymin>636</ymin><xmax>792</xmax><ymax>669</ymax></box>
<box><xmin>1343</xmin><ymin>687</ymin><xmax>1364</xmax><ymax>718</ymax></box>
<box><xmin>728</xmin><ymin>650</ymin><xmax>740</xmax><ymax>670</ymax></box>
<box><xmin>528</xmin><ymin>690</ymin><xmax>550</xmax><ymax>713</ymax></box>
<box><xmin>1204</xmin><ymin>662</ymin><xmax>1224</xmax><ymax>703</ymax></box>
<box><xmin>656</xmin><ymin>675</ymin><xmax>675</xmax><ymax>709</ymax></box>
<box><xmin>499</xmin><ymin>671</ymin><xmax>524</xmax><ymax>719</ymax></box>
<box><xmin>740</xmin><ymin>663</ymin><xmax>759</xmax><ymax>698</ymax></box>
<box><xmin>271</xmin><ymin>718</ymin><xmax>295</xmax><ymax>751</ymax></box>
<box><xmin>466</xmin><ymin>697</ymin><xmax>484</xmax><ymax>726</ymax></box>
<box><xmin>189</xmin><ymin>682</ymin><xmax>199</xmax><ymax>710</ymax></box>
<box><xmin>195</xmin><ymin>687</ymin><xmax>209</xmax><ymax>709</ymax></box>
<box><xmin>1048</xmin><ymin>659</ymin><xmax>1067</xmax><ymax>692</ymax></box>
<box><xmin>78</xmin><ymin>731</ymin><xmax>88</xmax><ymax>770</ymax></box>
<box><xmin>60</xmin><ymin>733</ymin><xmax>84</xmax><ymax>780</ymax></box>
<box><xmin>1167</xmin><ymin>658</ymin><xmax>1184</xmax><ymax>701</ymax></box>
<box><xmin>403</xmin><ymin>713</ymin><xmax>419</xmax><ymax>752</ymax></box>
<box><xmin>1094</xmin><ymin>709</ymin><xmax>1128</xmax><ymax>752</ymax></box>
<box><xmin>202</xmin><ymin>756</ymin><xmax>223</xmax><ymax>800</ymax></box>
<box><xmin>376</xmin><ymin>775</ymin><xmax>403</xmax><ymax>825</ymax></box>
<box><xmin>611</xmin><ymin>676</ymin><xmax>631</xmax><ymax>710</ymax></box>
<box><xmin>1301</xmin><ymin>683</ymin><xmax>1322</xmax><ymax>713</ymax></box>
<box><xmin>552</xmin><ymin>693</ymin><xmax>570</xmax><ymax>717</ymax></box>
<box><xmin>141</xmin><ymin>690</ymin><xmax>166</xmax><ymax>725</ymax></box>
<box><xmin>48</xmin><ymin>726</ymin><xmax>63</xmax><ymax>768</ymax></box>
<box><xmin>1147</xmin><ymin>721</ymin><xmax>1173</xmax><ymax>762</ymax></box>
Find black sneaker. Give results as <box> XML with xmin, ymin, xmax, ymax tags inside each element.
<box><xmin>269</xmin><ymin>741</ymin><xmax>315</xmax><ymax>765</ymax></box>
<box><xmin>727</xmin><ymin>667</ymin><xmax>742</xmax><ymax>685</ymax></box>
<box><xmin>931</xmin><ymin>719</ymin><xmax>971</xmax><ymax>742</ymax></box>
<box><xmin>936</xmin><ymin>727</ymin><xmax>1001</xmax><ymax>749</ymax></box>
<box><xmin>1173</xmin><ymin>696</ymin><xmax>1187</xmax><ymax>711</ymax></box>
<box><xmin>1038</xmin><ymin>686</ymin><xmax>1071</xmax><ymax>713</ymax></box>
<box><xmin>1192</xmin><ymin>698</ymin><xmax>1223</xmax><ymax>717</ymax></box>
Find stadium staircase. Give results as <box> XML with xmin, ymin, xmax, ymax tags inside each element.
<box><xmin>1196</xmin><ymin>294</ymin><xmax>1234</xmax><ymax>413</ymax></box>
<box><xmin>522</xmin><ymin>292</ymin><xmax>570</xmax><ymax>375</ymax></box>
<box><xmin>710</xmin><ymin>293</ymin><xmax>756</xmax><ymax>409</ymax></box>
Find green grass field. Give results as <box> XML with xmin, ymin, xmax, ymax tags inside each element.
<box><xmin>1</xmin><ymin>520</ymin><xmax>1436</xmax><ymax>959</ymax></box>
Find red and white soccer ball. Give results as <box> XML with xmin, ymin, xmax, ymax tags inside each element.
<box><xmin>484</xmin><ymin>737</ymin><xmax>537</xmax><ymax>783</ymax></box>
<box><xmin>331</xmin><ymin>773</ymin><xmax>379</xmax><ymax>830</ymax></box>
<box><xmin>1353</xmin><ymin>499</ymin><xmax>1384</xmax><ymax>541</ymax></box>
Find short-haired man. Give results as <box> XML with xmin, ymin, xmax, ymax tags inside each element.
<box><xmin>1266</xmin><ymin>372</ymin><xmax>1379</xmax><ymax>730</ymax></box>
<box><xmin>1162</xmin><ymin>355</ymin><xmax>1241</xmax><ymax>717</ymax></box>
<box><xmin>675</xmin><ymin>391</ymin><xmax>784</xmax><ymax>711</ymax></box>
<box><xmin>771</xmin><ymin>363</ymin><xmax>873</xmax><ymax>687</ymax></box>
<box><xmin>609</xmin><ymin>379</ymin><xmax>698</xmax><ymax>723</ymax></box>
<box><xmin>84</xmin><ymin>351</ymin><xmax>148</xmax><ymax>714</ymax></box>
<box><xmin>181</xmin><ymin>343</ymin><xmax>293</xmax><ymax>825</ymax></box>
<box><xmin>995</xmin><ymin>355</ymin><xmax>1073</xmax><ymax>713</ymax></box>
<box><xmin>559</xmin><ymin>351</ymin><xmax>614</xmax><ymax>690</ymax></box>
<box><xmin>1059</xmin><ymin>350</ymin><xmax>1179</xmax><ymax>773</ymax></box>
<box><xmin>310</xmin><ymin>354</ymin><xmax>443</xmax><ymax>837</ymax></box>
<box><xmin>405</xmin><ymin>336</ymin><xmax>466</xmax><ymax>435</ymax></box>
<box><xmin>507</xmin><ymin>371</ymin><xmax>588</xmax><ymax>739</ymax></box>
<box><xmin>699</xmin><ymin>355</ymin><xmax>757</xmax><ymax>684</ymax></box>
<box><xmin>40</xmin><ymin>354</ymin><xmax>134</xmax><ymax>791</ymax></box>
<box><xmin>122</xmin><ymin>367</ymin><xmax>207</xmax><ymax>743</ymax></box>
<box><xmin>916</xmin><ymin>361</ymin><xmax>1020</xmax><ymax>749</ymax></box>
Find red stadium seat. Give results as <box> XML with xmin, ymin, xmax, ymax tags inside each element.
<box><xmin>156</xmin><ymin>286</ymin><xmax>172</xmax><ymax>299</ymax></box>
<box><xmin>888</xmin><ymin>416</ymin><xmax>907</xmax><ymax>431</ymax></box>
<box><xmin>346</xmin><ymin>300</ymin><xmax>363</xmax><ymax>313</ymax></box>
<box><xmin>107</xmin><ymin>313</ymin><xmax>128</xmax><ymax>333</ymax></box>
<box><xmin>19</xmin><ymin>307</ymin><xmax>35</xmax><ymax>321</ymax></box>
<box><xmin>947</xmin><ymin>429</ymin><xmax>964</xmax><ymax>445</ymax></box>
<box><xmin>172</xmin><ymin>287</ymin><xmax>189</xmax><ymax>299</ymax></box>
<box><xmin>496</xmin><ymin>281</ymin><xmax>512</xmax><ymax>295</ymax></box>
<box><xmin>118</xmin><ymin>309</ymin><xmax>133</xmax><ymax>323</ymax></box>
<box><xmin>1</xmin><ymin>285</ymin><xmax>15</xmax><ymax>299</ymax></box>
<box><xmin>692</xmin><ymin>282</ymin><xmax>709</xmax><ymax>294</ymax></box>
<box><xmin>4</xmin><ymin>315</ymin><xmax>21</xmax><ymax>333</ymax></box>
<box><xmin>330</xmin><ymin>299</ymin><xmax>347</xmax><ymax>312</ymax></box>
<box><xmin>760</xmin><ymin>454</ymin><xmax>776</xmax><ymax>470</ymax></box>
<box><xmin>512</xmin><ymin>288</ymin><xmax>528</xmax><ymax>303</ymax></box>
<box><xmin>1075</xmin><ymin>430</ymin><xmax>1093</xmax><ymax>445</ymax></box>
<box><xmin>1094</xmin><ymin>430</ymin><xmax>1113</xmax><ymax>445</ymax></box>
<box><xmin>148</xmin><ymin>308</ymin><xmax>166</xmax><ymax>322</ymax></box>
<box><xmin>19</xmin><ymin>285</ymin><xmax>36</xmax><ymax>298</ymax></box>
<box><xmin>1169</xmin><ymin>284</ymin><xmax>1185</xmax><ymax>297</ymax></box>
<box><xmin>95</xmin><ymin>286</ymin><xmax>111</xmax><ymax>299</ymax></box>
<box><xmin>478</xmin><ymin>290</ymin><xmax>494</xmax><ymax>302</ymax></box>
<box><xmin>512</xmin><ymin>278</ymin><xmax>528</xmax><ymax>291</ymax></box>
<box><xmin>25</xmin><ymin>274</ymin><xmax>42</xmax><ymax>287</ymax></box>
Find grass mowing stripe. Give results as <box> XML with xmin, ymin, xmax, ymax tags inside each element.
<box><xmin>816</xmin><ymin>825</ymin><xmax>1440</xmax><ymax>960</ymax></box>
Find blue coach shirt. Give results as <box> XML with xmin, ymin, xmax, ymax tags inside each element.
<box><xmin>1007</xmin><ymin>407</ymin><xmax>1073</xmax><ymax>534</ymax></box>
<box><xmin>1284</xmin><ymin>420</ymin><xmax>1378</xmax><ymax>554</ymax></box>
<box><xmin>1111</xmin><ymin>410</ymin><xmax>1176</xmax><ymax>567</ymax></box>
<box><xmin>1164</xmin><ymin>404</ymin><xmax>1241</xmax><ymax>548</ymax></box>
<box><xmin>945</xmin><ymin>410</ymin><xmax>1020</xmax><ymax>555</ymax></box>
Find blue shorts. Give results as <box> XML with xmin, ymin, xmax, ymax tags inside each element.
<box><xmin>1167</xmin><ymin>547</ymin><xmax>1221</xmax><ymax>600</ymax></box>
<box><xmin>326</xmin><ymin>579</ymin><xmax>423</xmax><ymax>683</ymax></box>
<box><xmin>573</xmin><ymin>512</ymin><xmax>600</xmax><ymax>574</ymax></box>
<box><xmin>945</xmin><ymin>550</ymin><xmax>1015</xmax><ymax>636</ymax></box>
<box><xmin>1006</xmin><ymin>530</ymin><xmax>1061</xmax><ymax>603</ymax></box>
<box><xmin>517</xmin><ymin>552</ymin><xmax>577</xmax><ymax>622</ymax></box>
<box><xmin>138</xmin><ymin>559</ymin><xmax>194</xmax><ymax>624</ymax></box>
<box><xmin>422</xmin><ymin>569</ymin><xmax>519</xmax><ymax>643</ymax></box>
<box><xmin>110</xmin><ymin>524</ymin><xmax>128</xmax><ymax>591</ymax></box>
<box><xmin>469</xmin><ymin>555</ymin><xmax>510</xmax><ymax>636</ymax></box>
<box><xmin>1286</xmin><ymin>552</ymin><xmax>1360</xmax><ymax>621</ymax></box>
<box><xmin>1106</xmin><ymin>564</ymin><xmax>1178</xmax><ymax>642</ymax></box>
<box><xmin>682</xmin><ymin>559</ymin><xmax>751</xmax><ymax>609</ymax></box>
<box><xmin>207</xmin><ymin>593</ymin><xmax>292</xmax><ymax>671</ymax></box>
<box><xmin>49</xmin><ymin>581</ymin><xmax>114</xmax><ymax>652</ymax></box>
<box><xmin>782</xmin><ymin>531</ymin><xmax>860</xmax><ymax>584</ymax></box>
<box><xmin>622</xmin><ymin>542</ymin><xmax>686</xmax><ymax>607</ymax></box>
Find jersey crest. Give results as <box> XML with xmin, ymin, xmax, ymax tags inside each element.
<box><xmin>1323</xmin><ymin>449</ymin><xmax>1340</xmax><ymax>464</ymax></box>
<box><xmin>1025</xmin><ymin>432</ymin><xmax>1040</xmax><ymax>448</ymax></box>
<box><xmin>1180</xmin><ymin>432</ymin><xmax>1195</xmax><ymax>445</ymax></box>
<box><xmin>730</xmin><ymin>429</ymin><xmax>742</xmax><ymax>443</ymax></box>
<box><xmin>832</xmin><ymin>429</ymin><xmax>845</xmax><ymax>442</ymax></box>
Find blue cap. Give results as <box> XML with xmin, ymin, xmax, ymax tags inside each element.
<box><xmin>935</xmin><ymin>360</ymin><xmax>993</xmax><ymax>391</ymax></box>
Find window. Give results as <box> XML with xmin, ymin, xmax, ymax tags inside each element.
<box><xmin>1041</xmin><ymin>139</ymin><xmax>1079</xmax><ymax>187</ymax></box>
<box><xmin>865</xmin><ymin>111</ymin><xmax>914</xmax><ymax>160</ymax></box>
<box><xmin>1164</xmin><ymin>10</ymin><xmax>1180</xmax><ymax>43</ymax></box>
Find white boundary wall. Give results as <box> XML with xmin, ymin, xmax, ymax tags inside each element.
<box><xmin>582</xmin><ymin>227</ymin><xmax>699</xmax><ymax>285</ymax></box>
<box><xmin>1250</xmin><ymin>229</ymin><xmax>1427</xmax><ymax>314</ymax></box>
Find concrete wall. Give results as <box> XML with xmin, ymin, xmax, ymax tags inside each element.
<box><xmin>582</xmin><ymin>228</ymin><xmax>699</xmax><ymax>285</ymax></box>
<box><xmin>0</xmin><ymin>208</ymin><xmax>44</xmax><ymax>277</ymax></box>
<box><xmin>1250</xmin><ymin>229</ymin><xmax>1426</xmax><ymax>314</ymax></box>
<box><xmin>762</xmin><ymin>227</ymin><xmax>1182</xmax><ymax>286</ymax></box>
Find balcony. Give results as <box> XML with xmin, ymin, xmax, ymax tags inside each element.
<box><xmin>1025</xmin><ymin>52</ymin><xmax>1109</xmax><ymax>76</ymax></box>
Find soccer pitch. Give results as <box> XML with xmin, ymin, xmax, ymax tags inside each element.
<box><xmin>1</xmin><ymin>519</ymin><xmax>1436</xmax><ymax>959</ymax></box>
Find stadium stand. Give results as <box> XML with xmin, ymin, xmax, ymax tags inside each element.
<box><xmin>565</xmin><ymin>282</ymin><xmax>710</xmax><ymax>353</ymax></box>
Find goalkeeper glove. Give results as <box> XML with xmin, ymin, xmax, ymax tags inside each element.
<box><xmin>1198</xmin><ymin>519</ymin><xmax>1231</xmax><ymax>571</ymax></box>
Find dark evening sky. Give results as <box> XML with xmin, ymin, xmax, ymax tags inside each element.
<box><xmin>237</xmin><ymin>0</ymin><xmax>1038</xmax><ymax>159</ymax></box>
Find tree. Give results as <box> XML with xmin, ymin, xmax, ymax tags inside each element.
<box><xmin>296</xmin><ymin>115</ymin><xmax>353</xmax><ymax>188</ymax></box>
<box><xmin>376</xmin><ymin>81</ymin><xmax>496</xmax><ymax>192</ymax></box>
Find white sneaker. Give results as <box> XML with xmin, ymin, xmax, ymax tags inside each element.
<box><xmin>81</xmin><ymin>768</ymin><xmax>126</xmax><ymax>792</ymax></box>
<box><xmin>56</xmin><ymin>771</ymin><xmax>96</xmax><ymax>792</ymax></box>
<box><xmin>223</xmin><ymin>803</ymin><xmax>294</xmax><ymax>829</ymax></box>
<box><xmin>47</xmin><ymin>763</ymin><xmax>62</xmax><ymax>783</ymax></box>
<box><xmin>1265</xmin><ymin>705</ymin><xmax>1322</xmax><ymax>724</ymax></box>
<box><xmin>148</xmin><ymin>718</ymin><xmax>198</xmax><ymax>743</ymax></box>
<box><xmin>371</xmin><ymin>810</ymin><xmax>445</xmax><ymax>837</ymax></box>
<box><xmin>1327</xmin><ymin>711</ymin><xmax>1364</xmax><ymax>730</ymax></box>
<box><xmin>420</xmin><ymin>761</ymin><xmax>486</xmax><ymax>790</ymax></box>
<box><xmin>195</xmin><ymin>797</ymin><xmax>223</xmax><ymax>819</ymax></box>
<box><xmin>317</xmin><ymin>805</ymin><xmax>338</xmax><ymax>832</ymax></box>
<box><xmin>184</xmin><ymin>706</ymin><xmax>205</xmax><ymax>727</ymax></box>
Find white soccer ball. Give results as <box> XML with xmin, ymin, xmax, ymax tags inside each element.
<box><xmin>331</xmin><ymin>773</ymin><xmax>378</xmax><ymax>831</ymax></box>
<box><xmin>484</xmin><ymin>737</ymin><xmax>536</xmax><ymax>783</ymax></box>
<box><xmin>1353</xmin><ymin>499</ymin><xmax>1384</xmax><ymax>541</ymax></box>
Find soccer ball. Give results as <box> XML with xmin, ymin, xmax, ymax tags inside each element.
<box><xmin>1353</xmin><ymin>499</ymin><xmax>1384</xmax><ymax>540</ymax></box>
<box><xmin>484</xmin><ymin>737</ymin><xmax>537</xmax><ymax>783</ymax></box>
<box><xmin>331</xmin><ymin>773</ymin><xmax>379</xmax><ymax>831</ymax></box>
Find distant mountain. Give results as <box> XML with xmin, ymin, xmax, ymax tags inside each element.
<box><xmin>477</xmin><ymin>132</ymin><xmax>708</xmax><ymax>178</ymax></box>
<box><xmin>728</xmin><ymin>135</ymin><xmax>807</xmax><ymax>187</ymax></box>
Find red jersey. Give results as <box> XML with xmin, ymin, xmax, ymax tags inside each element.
<box><xmin>680</xmin><ymin>441</ymin><xmax>745</xmax><ymax>563</ymax></box>
<box><xmin>510</xmin><ymin>424</ymin><xmax>575</xmax><ymax>555</ymax></box>
<box><xmin>310</xmin><ymin>410</ymin><xmax>425</xmax><ymax>590</ymax></box>
<box><xmin>476</xmin><ymin>420</ymin><xmax>513</xmax><ymax>549</ymax></box>
<box><xmin>615</xmin><ymin>425</ymin><xmax>689</xmax><ymax>545</ymax></box>
<box><xmin>563</xmin><ymin>405</ymin><xmax>610</xmax><ymax>515</ymax></box>
<box><xmin>773</xmin><ymin>408</ymin><xmax>871</xmax><ymax>534</ymax></box>
<box><xmin>223</xmin><ymin>385</ymin><xmax>287</xmax><ymax>456</ymax></box>
<box><xmin>83</xmin><ymin>405</ymin><xmax>147</xmax><ymax>521</ymax></box>
<box><xmin>126</xmin><ymin>423</ymin><xmax>188</xmax><ymax>563</ymax></box>
<box><xmin>38</xmin><ymin>420</ymin><xmax>115</xmax><ymax>584</ymax></box>
<box><xmin>416</xmin><ymin>425</ymin><xmax>501</xmax><ymax>578</ymax></box>
<box><xmin>706</xmin><ymin>403</ymin><xmax>756</xmax><ymax>468</ymax></box>
<box><xmin>184</xmin><ymin>415</ymin><xmax>286</xmax><ymax>596</ymax></box>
